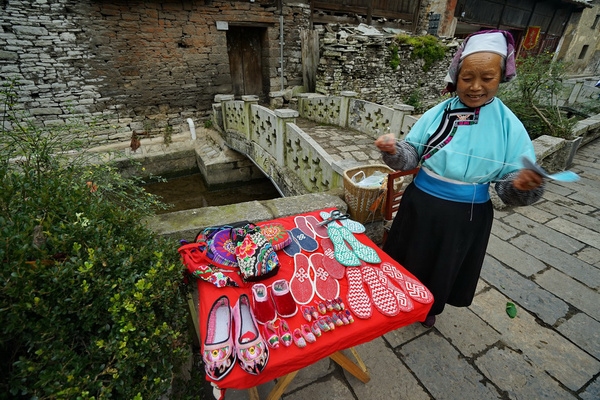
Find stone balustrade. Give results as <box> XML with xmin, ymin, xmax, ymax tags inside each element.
<box><xmin>212</xmin><ymin>92</ymin><xmax>417</xmax><ymax>196</ymax></box>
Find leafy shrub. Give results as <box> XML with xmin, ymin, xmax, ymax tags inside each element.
<box><xmin>0</xmin><ymin>79</ymin><xmax>196</xmax><ymax>399</ymax></box>
<box><xmin>498</xmin><ymin>52</ymin><xmax>576</xmax><ymax>139</ymax></box>
<box><xmin>395</xmin><ymin>34</ymin><xmax>446</xmax><ymax>71</ymax></box>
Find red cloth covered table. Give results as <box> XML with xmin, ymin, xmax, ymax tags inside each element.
<box><xmin>195</xmin><ymin>207</ymin><xmax>432</xmax><ymax>390</ymax></box>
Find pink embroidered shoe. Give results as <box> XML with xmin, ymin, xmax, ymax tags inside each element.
<box><xmin>301</xmin><ymin>306</ymin><xmax>313</xmax><ymax>322</ymax></box>
<box><xmin>278</xmin><ymin>319</ymin><xmax>293</xmax><ymax>347</ymax></box>
<box><xmin>263</xmin><ymin>321</ymin><xmax>280</xmax><ymax>349</ymax></box>
<box><xmin>316</xmin><ymin>301</ymin><xmax>327</xmax><ymax>315</ymax></box>
<box><xmin>301</xmin><ymin>324</ymin><xmax>317</xmax><ymax>343</ymax></box>
<box><xmin>311</xmin><ymin>321</ymin><xmax>322</xmax><ymax>337</ymax></box>
<box><xmin>344</xmin><ymin>309</ymin><xmax>355</xmax><ymax>324</ymax></box>
<box><xmin>316</xmin><ymin>317</ymin><xmax>330</xmax><ymax>332</ymax></box>
<box><xmin>251</xmin><ymin>283</ymin><xmax>277</xmax><ymax>325</ymax></box>
<box><xmin>293</xmin><ymin>328</ymin><xmax>307</xmax><ymax>348</ymax></box>
<box><xmin>325</xmin><ymin>315</ymin><xmax>336</xmax><ymax>330</ymax></box>
<box><xmin>232</xmin><ymin>294</ymin><xmax>269</xmax><ymax>375</ymax></box>
<box><xmin>335</xmin><ymin>296</ymin><xmax>346</xmax><ymax>310</ymax></box>
<box><xmin>325</xmin><ymin>299</ymin><xmax>334</xmax><ymax>312</ymax></box>
<box><xmin>331</xmin><ymin>312</ymin><xmax>344</xmax><ymax>327</ymax></box>
<box><xmin>271</xmin><ymin>279</ymin><xmax>298</xmax><ymax>318</ymax></box>
<box><xmin>202</xmin><ymin>295</ymin><xmax>236</xmax><ymax>381</ymax></box>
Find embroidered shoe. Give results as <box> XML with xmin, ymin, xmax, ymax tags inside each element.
<box><xmin>278</xmin><ymin>319</ymin><xmax>293</xmax><ymax>347</ymax></box>
<box><xmin>311</xmin><ymin>321</ymin><xmax>322</xmax><ymax>337</ymax></box>
<box><xmin>232</xmin><ymin>294</ymin><xmax>269</xmax><ymax>375</ymax></box>
<box><xmin>202</xmin><ymin>295</ymin><xmax>236</xmax><ymax>381</ymax></box>
<box><xmin>316</xmin><ymin>317</ymin><xmax>330</xmax><ymax>332</ymax></box>
<box><xmin>292</xmin><ymin>328</ymin><xmax>307</xmax><ymax>348</ymax></box>
<box><xmin>344</xmin><ymin>309</ymin><xmax>355</xmax><ymax>324</ymax></box>
<box><xmin>271</xmin><ymin>279</ymin><xmax>298</xmax><ymax>318</ymax></box>
<box><xmin>331</xmin><ymin>312</ymin><xmax>344</xmax><ymax>327</ymax></box>
<box><xmin>301</xmin><ymin>324</ymin><xmax>317</xmax><ymax>343</ymax></box>
<box><xmin>251</xmin><ymin>283</ymin><xmax>277</xmax><ymax>325</ymax></box>
<box><xmin>263</xmin><ymin>321</ymin><xmax>280</xmax><ymax>349</ymax></box>
<box><xmin>301</xmin><ymin>306</ymin><xmax>313</xmax><ymax>322</ymax></box>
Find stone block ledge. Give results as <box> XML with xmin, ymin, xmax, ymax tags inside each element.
<box><xmin>146</xmin><ymin>193</ymin><xmax>347</xmax><ymax>242</ymax></box>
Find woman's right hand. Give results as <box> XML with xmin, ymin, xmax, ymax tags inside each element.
<box><xmin>374</xmin><ymin>134</ymin><xmax>397</xmax><ymax>155</ymax></box>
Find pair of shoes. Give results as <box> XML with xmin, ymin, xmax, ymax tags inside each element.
<box><xmin>263</xmin><ymin>318</ymin><xmax>293</xmax><ymax>349</ymax></box>
<box><xmin>292</xmin><ymin>324</ymin><xmax>317</xmax><ymax>348</ymax></box>
<box><xmin>203</xmin><ymin>294</ymin><xmax>269</xmax><ymax>380</ymax></box>
<box><xmin>421</xmin><ymin>315</ymin><xmax>436</xmax><ymax>328</ymax></box>
<box><xmin>290</xmin><ymin>253</ymin><xmax>340</xmax><ymax>305</ymax></box>
<box><xmin>251</xmin><ymin>279</ymin><xmax>298</xmax><ymax>325</ymax></box>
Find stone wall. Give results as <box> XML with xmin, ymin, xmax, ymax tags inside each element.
<box><xmin>0</xmin><ymin>0</ymin><xmax>310</xmax><ymax>143</ymax></box>
<box><xmin>314</xmin><ymin>26</ymin><xmax>457</xmax><ymax>109</ymax></box>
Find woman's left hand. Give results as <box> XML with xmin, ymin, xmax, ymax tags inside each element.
<box><xmin>513</xmin><ymin>169</ymin><xmax>543</xmax><ymax>191</ymax></box>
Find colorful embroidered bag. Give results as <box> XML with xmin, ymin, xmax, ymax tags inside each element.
<box><xmin>232</xmin><ymin>224</ymin><xmax>281</xmax><ymax>282</ymax></box>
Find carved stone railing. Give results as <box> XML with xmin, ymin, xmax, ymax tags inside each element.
<box><xmin>212</xmin><ymin>92</ymin><xmax>417</xmax><ymax>196</ymax></box>
<box><xmin>297</xmin><ymin>91</ymin><xmax>417</xmax><ymax>138</ymax></box>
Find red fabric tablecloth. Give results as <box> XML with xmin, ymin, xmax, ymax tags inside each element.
<box><xmin>195</xmin><ymin>207</ymin><xmax>432</xmax><ymax>389</ymax></box>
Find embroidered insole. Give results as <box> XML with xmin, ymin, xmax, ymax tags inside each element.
<box><xmin>290</xmin><ymin>227</ymin><xmax>319</xmax><ymax>252</ymax></box>
<box><xmin>310</xmin><ymin>253</ymin><xmax>340</xmax><ymax>300</ymax></box>
<box><xmin>361</xmin><ymin>264</ymin><xmax>400</xmax><ymax>317</ymax></box>
<box><xmin>345</xmin><ymin>266</ymin><xmax>373</xmax><ymax>319</ymax></box>
<box><xmin>304</xmin><ymin>215</ymin><xmax>329</xmax><ymax>238</ymax></box>
<box><xmin>320</xmin><ymin>238</ymin><xmax>346</xmax><ymax>280</ymax></box>
<box><xmin>373</xmin><ymin>266</ymin><xmax>414</xmax><ymax>312</ymax></box>
<box><xmin>294</xmin><ymin>216</ymin><xmax>316</xmax><ymax>239</ymax></box>
<box><xmin>290</xmin><ymin>253</ymin><xmax>315</xmax><ymax>304</ymax></box>
<box><xmin>380</xmin><ymin>262</ymin><xmax>434</xmax><ymax>304</ymax></box>
<box><xmin>282</xmin><ymin>234</ymin><xmax>301</xmax><ymax>257</ymax></box>
<box><xmin>327</xmin><ymin>224</ymin><xmax>361</xmax><ymax>266</ymax></box>
<box><xmin>337</xmin><ymin>225</ymin><xmax>381</xmax><ymax>264</ymax></box>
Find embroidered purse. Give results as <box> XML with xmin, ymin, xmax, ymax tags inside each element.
<box><xmin>232</xmin><ymin>224</ymin><xmax>281</xmax><ymax>282</ymax></box>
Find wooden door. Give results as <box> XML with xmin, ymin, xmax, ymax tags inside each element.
<box><xmin>227</xmin><ymin>27</ymin><xmax>263</xmax><ymax>97</ymax></box>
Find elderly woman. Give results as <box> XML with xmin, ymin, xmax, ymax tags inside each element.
<box><xmin>375</xmin><ymin>30</ymin><xmax>544</xmax><ymax>328</ymax></box>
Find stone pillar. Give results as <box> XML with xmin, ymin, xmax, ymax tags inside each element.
<box><xmin>269</xmin><ymin>91</ymin><xmax>285</xmax><ymax>109</ymax></box>
<box><xmin>214</xmin><ymin>94</ymin><xmax>234</xmax><ymax>132</ymax></box>
<box><xmin>274</xmin><ymin>108</ymin><xmax>299</xmax><ymax>165</ymax></box>
<box><xmin>391</xmin><ymin>103</ymin><xmax>415</xmax><ymax>139</ymax></box>
<box><xmin>340</xmin><ymin>91</ymin><xmax>358</xmax><ymax>128</ymax></box>
<box><xmin>242</xmin><ymin>95</ymin><xmax>259</xmax><ymax>139</ymax></box>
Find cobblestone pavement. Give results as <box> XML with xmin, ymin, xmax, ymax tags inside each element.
<box><xmin>225</xmin><ymin>125</ymin><xmax>600</xmax><ymax>400</ymax></box>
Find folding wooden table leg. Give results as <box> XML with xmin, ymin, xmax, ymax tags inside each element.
<box><xmin>329</xmin><ymin>348</ymin><xmax>371</xmax><ymax>383</ymax></box>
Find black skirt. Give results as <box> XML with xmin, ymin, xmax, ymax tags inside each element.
<box><xmin>383</xmin><ymin>182</ymin><xmax>494</xmax><ymax>316</ymax></box>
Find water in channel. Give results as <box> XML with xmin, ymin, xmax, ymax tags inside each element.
<box><xmin>143</xmin><ymin>173</ymin><xmax>281</xmax><ymax>214</ymax></box>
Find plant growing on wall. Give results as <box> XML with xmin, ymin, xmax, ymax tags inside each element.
<box><xmin>395</xmin><ymin>34</ymin><xmax>446</xmax><ymax>71</ymax></box>
<box><xmin>498</xmin><ymin>52</ymin><xmax>576</xmax><ymax>139</ymax></box>
<box><xmin>0</xmin><ymin>79</ymin><xmax>199</xmax><ymax>399</ymax></box>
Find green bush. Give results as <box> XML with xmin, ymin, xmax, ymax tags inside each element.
<box><xmin>395</xmin><ymin>34</ymin><xmax>446</xmax><ymax>72</ymax></box>
<box><xmin>0</xmin><ymin>79</ymin><xmax>196</xmax><ymax>399</ymax></box>
<box><xmin>498</xmin><ymin>52</ymin><xmax>576</xmax><ymax>139</ymax></box>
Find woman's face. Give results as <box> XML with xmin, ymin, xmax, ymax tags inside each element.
<box><xmin>456</xmin><ymin>52</ymin><xmax>503</xmax><ymax>108</ymax></box>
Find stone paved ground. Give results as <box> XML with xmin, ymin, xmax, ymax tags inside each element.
<box><xmin>224</xmin><ymin>127</ymin><xmax>600</xmax><ymax>400</ymax></box>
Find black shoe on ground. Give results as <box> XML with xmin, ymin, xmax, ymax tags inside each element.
<box><xmin>421</xmin><ymin>315</ymin><xmax>436</xmax><ymax>328</ymax></box>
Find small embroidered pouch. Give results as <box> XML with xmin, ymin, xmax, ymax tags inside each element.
<box><xmin>233</xmin><ymin>224</ymin><xmax>280</xmax><ymax>282</ymax></box>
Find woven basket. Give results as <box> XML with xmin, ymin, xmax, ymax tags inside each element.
<box><xmin>343</xmin><ymin>164</ymin><xmax>403</xmax><ymax>224</ymax></box>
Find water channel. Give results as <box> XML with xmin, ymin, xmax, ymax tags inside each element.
<box><xmin>143</xmin><ymin>173</ymin><xmax>281</xmax><ymax>214</ymax></box>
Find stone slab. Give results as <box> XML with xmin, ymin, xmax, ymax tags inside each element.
<box><xmin>557</xmin><ymin>312</ymin><xmax>600</xmax><ymax>360</ymax></box>
<box><xmin>281</xmin><ymin>375</ymin><xmax>355</xmax><ymax>400</ymax></box>
<box><xmin>510</xmin><ymin>235</ymin><xmax>600</xmax><ymax>290</ymax></box>
<box><xmin>434</xmin><ymin>306</ymin><xmax>500</xmax><ymax>357</ymax></box>
<box><xmin>546</xmin><ymin>218</ymin><xmax>600</xmax><ymax>249</ymax></box>
<box><xmin>475</xmin><ymin>346</ymin><xmax>577</xmax><ymax>400</ymax></box>
<box><xmin>480</xmin><ymin>255</ymin><xmax>569</xmax><ymax>326</ymax></box>
<box><xmin>400</xmin><ymin>333</ymin><xmax>502</xmax><ymax>400</ymax></box>
<box><xmin>469</xmin><ymin>288</ymin><xmax>600</xmax><ymax>391</ymax></box>
<box><xmin>486</xmin><ymin>234</ymin><xmax>547</xmax><ymax>277</ymax></box>
<box><xmin>503</xmin><ymin>213</ymin><xmax>585</xmax><ymax>254</ymax></box>
<box><xmin>345</xmin><ymin>338</ymin><xmax>429</xmax><ymax>400</ymax></box>
<box><xmin>535</xmin><ymin>268</ymin><xmax>600</xmax><ymax>320</ymax></box>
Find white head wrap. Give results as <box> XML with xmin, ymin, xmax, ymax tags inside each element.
<box><xmin>460</xmin><ymin>32</ymin><xmax>508</xmax><ymax>60</ymax></box>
